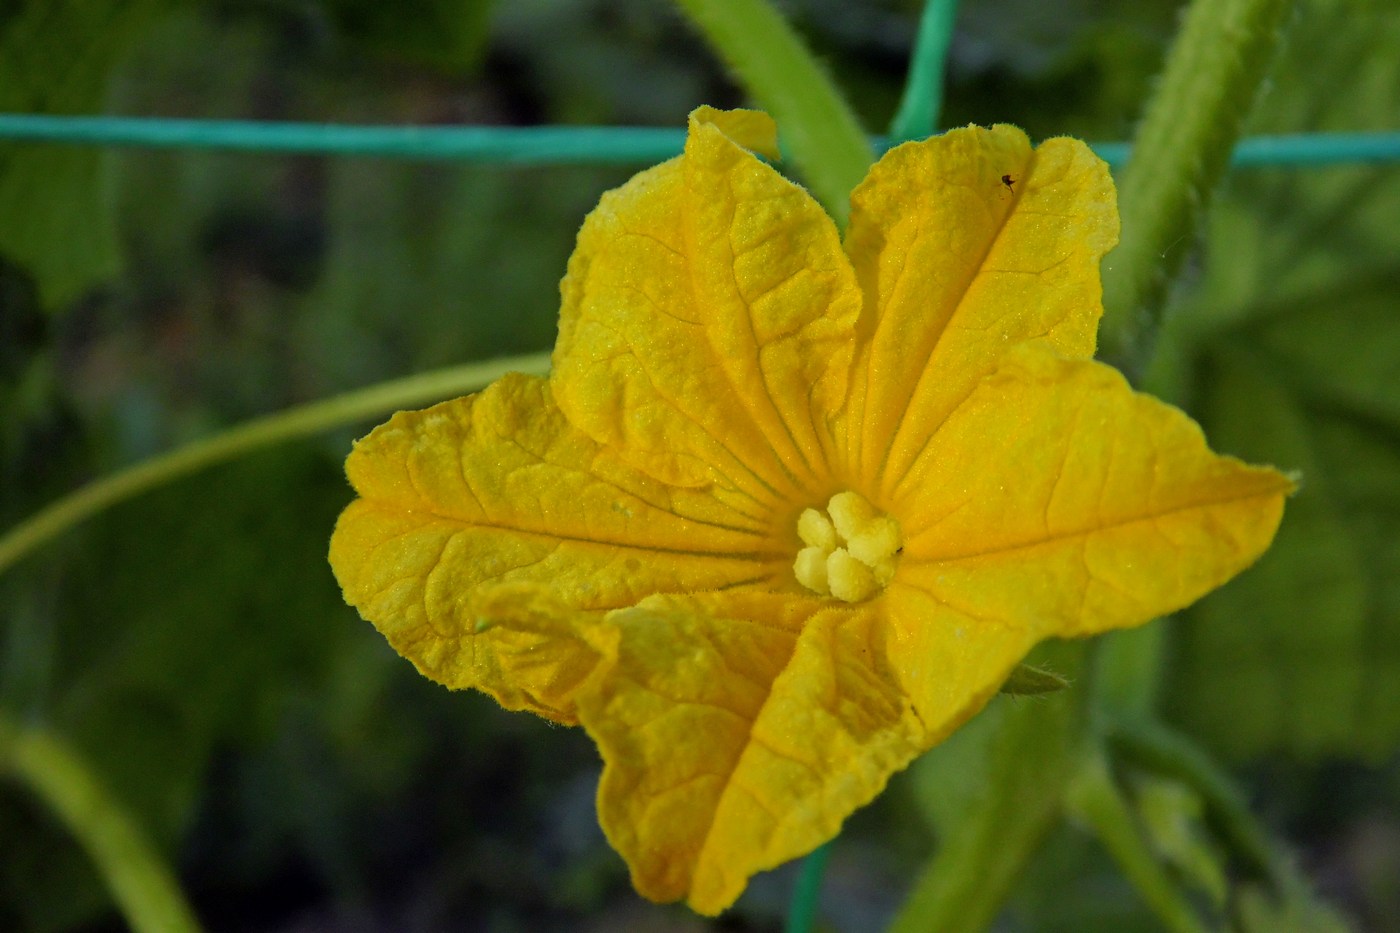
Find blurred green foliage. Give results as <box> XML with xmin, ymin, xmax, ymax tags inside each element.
<box><xmin>1</xmin><ymin>1</ymin><xmax>1398</xmax><ymax>931</ymax></box>
<box><xmin>1164</xmin><ymin>0</ymin><xmax>1400</xmax><ymax>763</ymax></box>
<box><xmin>0</xmin><ymin>1</ymin><xmax>166</xmax><ymax>308</ymax></box>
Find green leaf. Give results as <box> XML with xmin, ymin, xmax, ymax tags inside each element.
<box><xmin>1007</xmin><ymin>821</ymin><xmax>1170</xmax><ymax>933</ymax></box>
<box><xmin>0</xmin><ymin>712</ymin><xmax>201</xmax><ymax>933</ymax></box>
<box><xmin>58</xmin><ymin>449</ymin><xmax>355</xmax><ymax>827</ymax></box>
<box><xmin>1235</xmin><ymin>883</ymin><xmax>1354</xmax><ymax>933</ymax></box>
<box><xmin>1248</xmin><ymin>275</ymin><xmax>1400</xmax><ymax>427</ymax></box>
<box><xmin>0</xmin><ymin>0</ymin><xmax>166</xmax><ymax>309</ymax></box>
<box><xmin>1161</xmin><ymin>0</ymin><xmax>1400</xmax><ymax>762</ymax></box>
<box><xmin>0</xmin><ymin>446</ymin><xmax>372</xmax><ymax>928</ymax></box>
<box><xmin>1168</xmin><ymin>348</ymin><xmax>1400</xmax><ymax>761</ymax></box>
<box><xmin>1174</xmin><ymin>0</ymin><xmax>1400</xmax><ymax>336</ymax></box>
<box><xmin>326</xmin><ymin>0</ymin><xmax>496</xmax><ymax>74</ymax></box>
<box><xmin>999</xmin><ymin>662</ymin><xmax>1071</xmax><ymax>696</ymax></box>
<box><xmin>294</xmin><ymin>158</ymin><xmax>596</xmax><ymax>390</ymax></box>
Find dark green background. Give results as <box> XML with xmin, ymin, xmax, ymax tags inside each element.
<box><xmin>2</xmin><ymin>1</ymin><xmax>1397</xmax><ymax>930</ymax></box>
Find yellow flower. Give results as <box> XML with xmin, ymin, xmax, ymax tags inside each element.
<box><xmin>329</xmin><ymin>108</ymin><xmax>1292</xmax><ymax>914</ymax></box>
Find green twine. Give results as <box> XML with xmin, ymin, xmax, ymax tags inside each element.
<box><xmin>888</xmin><ymin>0</ymin><xmax>961</xmax><ymax>142</ymax></box>
<box><xmin>785</xmin><ymin>841</ymin><xmax>832</xmax><ymax>933</ymax></box>
<box><xmin>3</xmin><ymin>114</ymin><xmax>1400</xmax><ymax>170</ymax></box>
<box><xmin>0</xmin><ymin>115</ymin><xmax>687</xmax><ymax>165</ymax></box>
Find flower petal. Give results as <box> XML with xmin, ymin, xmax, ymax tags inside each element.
<box><xmin>553</xmin><ymin>107</ymin><xmax>862</xmax><ymax>500</ymax></box>
<box><xmin>894</xmin><ymin>348</ymin><xmax>1294</xmax><ymax>637</ymax></box>
<box><xmin>880</xmin><ymin>583</ymin><xmax>1038</xmax><ymax>731</ymax></box>
<box><xmin>575</xmin><ymin>592</ymin><xmax>929</xmax><ymax>915</ymax></box>
<box><xmin>414</xmin><ymin>584</ymin><xmax>610</xmax><ymax>723</ymax></box>
<box><xmin>839</xmin><ymin>126</ymin><xmax>1118</xmax><ymax>495</ymax></box>
<box><xmin>329</xmin><ymin>372</ymin><xmax>781</xmax><ymax>721</ymax></box>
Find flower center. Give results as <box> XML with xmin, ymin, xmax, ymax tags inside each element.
<box><xmin>793</xmin><ymin>491</ymin><xmax>902</xmax><ymax>603</ymax></box>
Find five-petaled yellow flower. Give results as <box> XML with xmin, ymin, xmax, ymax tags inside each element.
<box><xmin>329</xmin><ymin>107</ymin><xmax>1291</xmax><ymax>915</ymax></box>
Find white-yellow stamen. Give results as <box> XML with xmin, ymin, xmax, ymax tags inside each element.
<box><xmin>797</xmin><ymin>509</ymin><xmax>837</xmax><ymax>550</ymax></box>
<box><xmin>792</xmin><ymin>492</ymin><xmax>902</xmax><ymax>603</ymax></box>
<box><xmin>794</xmin><ymin>546</ymin><xmax>829</xmax><ymax>593</ymax></box>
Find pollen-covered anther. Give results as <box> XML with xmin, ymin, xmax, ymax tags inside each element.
<box><xmin>792</xmin><ymin>492</ymin><xmax>903</xmax><ymax>602</ymax></box>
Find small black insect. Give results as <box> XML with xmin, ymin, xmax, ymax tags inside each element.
<box><xmin>1001</xmin><ymin>174</ymin><xmax>1016</xmax><ymax>192</ymax></box>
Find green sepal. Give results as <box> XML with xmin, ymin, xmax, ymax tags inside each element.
<box><xmin>1000</xmin><ymin>663</ymin><xmax>1071</xmax><ymax>696</ymax></box>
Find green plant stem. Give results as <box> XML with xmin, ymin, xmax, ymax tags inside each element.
<box><xmin>671</xmin><ymin>0</ymin><xmax>874</xmax><ymax>224</ymax></box>
<box><xmin>891</xmin><ymin>642</ymin><xmax>1087</xmax><ymax>933</ymax></box>
<box><xmin>1099</xmin><ymin>0</ymin><xmax>1297</xmax><ymax>372</ymax></box>
<box><xmin>891</xmin><ymin>779</ymin><xmax>1063</xmax><ymax>933</ymax></box>
<box><xmin>785</xmin><ymin>841</ymin><xmax>831</xmax><ymax>933</ymax></box>
<box><xmin>1066</xmin><ymin>753</ymin><xmax>1209</xmax><ymax>933</ymax></box>
<box><xmin>1105</xmin><ymin>716</ymin><xmax>1283</xmax><ymax>888</ymax></box>
<box><xmin>887</xmin><ymin>0</ymin><xmax>960</xmax><ymax>142</ymax></box>
<box><xmin>1090</xmin><ymin>622</ymin><xmax>1166</xmax><ymax>720</ymax></box>
<box><xmin>0</xmin><ymin>711</ymin><xmax>202</xmax><ymax>933</ymax></box>
<box><xmin>0</xmin><ymin>352</ymin><xmax>550</xmax><ymax>576</ymax></box>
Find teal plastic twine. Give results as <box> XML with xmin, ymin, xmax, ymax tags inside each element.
<box><xmin>3</xmin><ymin>114</ymin><xmax>1400</xmax><ymax>169</ymax></box>
<box><xmin>888</xmin><ymin>0</ymin><xmax>961</xmax><ymax>142</ymax></box>
<box><xmin>0</xmin><ymin>115</ymin><xmax>686</xmax><ymax>165</ymax></box>
<box><xmin>785</xmin><ymin>841</ymin><xmax>833</xmax><ymax>933</ymax></box>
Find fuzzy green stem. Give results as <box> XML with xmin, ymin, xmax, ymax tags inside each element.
<box><xmin>887</xmin><ymin>0</ymin><xmax>960</xmax><ymax>142</ymax></box>
<box><xmin>1105</xmin><ymin>717</ymin><xmax>1283</xmax><ymax>889</ymax></box>
<box><xmin>0</xmin><ymin>353</ymin><xmax>550</xmax><ymax>576</ymax></box>
<box><xmin>671</xmin><ymin>0</ymin><xmax>874</xmax><ymax>224</ymax></box>
<box><xmin>1066</xmin><ymin>753</ymin><xmax>1209</xmax><ymax>933</ymax></box>
<box><xmin>0</xmin><ymin>711</ymin><xmax>202</xmax><ymax>933</ymax></box>
<box><xmin>1099</xmin><ymin>0</ymin><xmax>1297</xmax><ymax>372</ymax></box>
<box><xmin>891</xmin><ymin>783</ymin><xmax>1061</xmax><ymax>933</ymax></box>
<box><xmin>891</xmin><ymin>642</ymin><xmax>1086</xmax><ymax>933</ymax></box>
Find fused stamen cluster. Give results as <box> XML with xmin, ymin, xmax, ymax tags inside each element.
<box><xmin>793</xmin><ymin>491</ymin><xmax>902</xmax><ymax>603</ymax></box>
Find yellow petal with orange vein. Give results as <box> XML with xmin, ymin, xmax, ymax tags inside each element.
<box><xmin>329</xmin><ymin>372</ymin><xmax>779</xmax><ymax>722</ymax></box>
<box><xmin>893</xmin><ymin>348</ymin><xmax>1294</xmax><ymax>639</ymax></box>
<box><xmin>838</xmin><ymin>126</ymin><xmax>1119</xmax><ymax>495</ymax></box>
<box><xmin>576</xmin><ymin>591</ymin><xmax>930</xmax><ymax>915</ymax></box>
<box><xmin>553</xmin><ymin>107</ymin><xmax>861</xmax><ymax>499</ymax></box>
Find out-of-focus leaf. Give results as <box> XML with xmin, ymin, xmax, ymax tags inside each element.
<box><xmin>1008</xmin><ymin>820</ymin><xmax>1166</xmax><ymax>933</ymax></box>
<box><xmin>293</xmin><ymin>159</ymin><xmax>615</xmax><ymax>393</ymax></box>
<box><xmin>326</xmin><ymin>0</ymin><xmax>496</xmax><ymax>74</ymax></box>
<box><xmin>56</xmin><ymin>448</ymin><xmax>355</xmax><ymax>834</ymax></box>
<box><xmin>1161</xmin><ymin>0</ymin><xmax>1400</xmax><ymax>761</ymax></box>
<box><xmin>0</xmin><ymin>445</ymin><xmax>374</xmax><ymax>929</ymax></box>
<box><xmin>1175</xmin><ymin>0</ymin><xmax>1400</xmax><ymax>333</ymax></box>
<box><xmin>1248</xmin><ymin>277</ymin><xmax>1400</xmax><ymax>428</ymax></box>
<box><xmin>1235</xmin><ymin>882</ymin><xmax>1353</xmax><ymax>933</ymax></box>
<box><xmin>949</xmin><ymin>0</ymin><xmax>1180</xmax><ymax>137</ymax></box>
<box><xmin>1310</xmin><ymin>416</ymin><xmax>1400</xmax><ymax>746</ymax></box>
<box><xmin>494</xmin><ymin>0</ymin><xmax>731</xmax><ymax>126</ymax></box>
<box><xmin>1169</xmin><ymin>346</ymin><xmax>1400</xmax><ymax>761</ymax></box>
<box><xmin>0</xmin><ymin>0</ymin><xmax>167</xmax><ymax>309</ymax></box>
